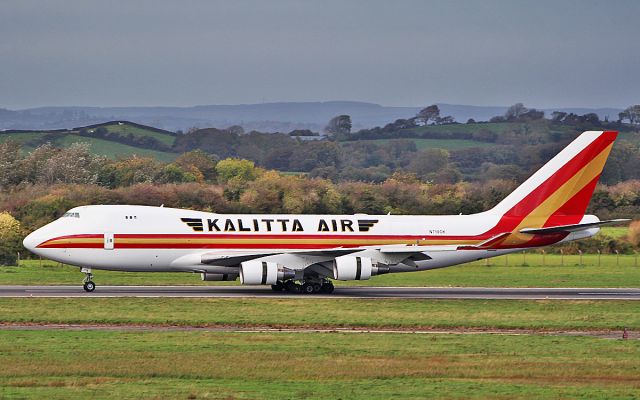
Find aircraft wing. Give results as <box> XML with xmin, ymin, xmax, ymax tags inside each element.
<box><xmin>198</xmin><ymin>244</ymin><xmax>465</xmax><ymax>268</ymax></box>
<box><xmin>199</xmin><ymin>248</ymin><xmax>364</xmax><ymax>267</ymax></box>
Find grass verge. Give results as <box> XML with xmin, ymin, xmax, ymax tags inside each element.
<box><xmin>3</xmin><ymin>254</ymin><xmax>640</xmax><ymax>287</ymax></box>
<box><xmin>0</xmin><ymin>298</ymin><xmax>638</xmax><ymax>330</ymax></box>
<box><xmin>0</xmin><ymin>330</ymin><xmax>638</xmax><ymax>399</ymax></box>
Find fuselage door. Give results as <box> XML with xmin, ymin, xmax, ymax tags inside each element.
<box><xmin>104</xmin><ymin>232</ymin><xmax>114</xmax><ymax>250</ymax></box>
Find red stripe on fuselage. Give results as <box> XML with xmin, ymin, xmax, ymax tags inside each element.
<box><xmin>36</xmin><ymin>230</ymin><xmax>569</xmax><ymax>250</ymax></box>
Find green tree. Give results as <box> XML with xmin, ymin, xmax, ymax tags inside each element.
<box><xmin>505</xmin><ymin>103</ymin><xmax>528</xmax><ymax>120</ymax></box>
<box><xmin>215</xmin><ymin>158</ymin><xmax>260</xmax><ymax>184</ymax></box>
<box><xmin>174</xmin><ymin>150</ymin><xmax>218</xmax><ymax>182</ymax></box>
<box><xmin>99</xmin><ymin>156</ymin><xmax>163</xmax><ymax>188</ymax></box>
<box><xmin>0</xmin><ymin>212</ymin><xmax>23</xmax><ymax>265</ymax></box>
<box><xmin>156</xmin><ymin>164</ymin><xmax>197</xmax><ymax>184</ymax></box>
<box><xmin>407</xmin><ymin>149</ymin><xmax>450</xmax><ymax>180</ymax></box>
<box><xmin>325</xmin><ymin>115</ymin><xmax>352</xmax><ymax>137</ymax></box>
<box><xmin>415</xmin><ymin>105</ymin><xmax>440</xmax><ymax>125</ymax></box>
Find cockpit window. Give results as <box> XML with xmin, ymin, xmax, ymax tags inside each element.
<box><xmin>63</xmin><ymin>212</ymin><xmax>80</xmax><ymax>218</ymax></box>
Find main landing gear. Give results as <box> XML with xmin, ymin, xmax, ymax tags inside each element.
<box><xmin>271</xmin><ymin>279</ymin><xmax>334</xmax><ymax>294</ymax></box>
<box><xmin>81</xmin><ymin>268</ymin><xmax>96</xmax><ymax>292</ymax></box>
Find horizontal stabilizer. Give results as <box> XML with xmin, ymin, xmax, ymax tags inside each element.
<box><xmin>519</xmin><ymin>219</ymin><xmax>630</xmax><ymax>235</ymax></box>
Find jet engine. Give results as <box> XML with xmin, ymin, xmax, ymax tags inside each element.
<box><xmin>332</xmin><ymin>255</ymin><xmax>390</xmax><ymax>280</ymax></box>
<box><xmin>200</xmin><ymin>272</ymin><xmax>238</xmax><ymax>281</ymax></box>
<box><xmin>239</xmin><ymin>261</ymin><xmax>295</xmax><ymax>285</ymax></box>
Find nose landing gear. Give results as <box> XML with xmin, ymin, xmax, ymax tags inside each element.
<box><xmin>81</xmin><ymin>268</ymin><xmax>96</xmax><ymax>292</ymax></box>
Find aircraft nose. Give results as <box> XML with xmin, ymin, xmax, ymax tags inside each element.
<box><xmin>23</xmin><ymin>230</ymin><xmax>43</xmax><ymax>252</ymax></box>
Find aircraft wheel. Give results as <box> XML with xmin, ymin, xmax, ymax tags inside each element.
<box><xmin>302</xmin><ymin>282</ymin><xmax>315</xmax><ymax>294</ymax></box>
<box><xmin>312</xmin><ymin>283</ymin><xmax>323</xmax><ymax>293</ymax></box>
<box><xmin>271</xmin><ymin>281</ymin><xmax>284</xmax><ymax>291</ymax></box>
<box><xmin>83</xmin><ymin>281</ymin><xmax>96</xmax><ymax>292</ymax></box>
<box><xmin>321</xmin><ymin>282</ymin><xmax>334</xmax><ymax>294</ymax></box>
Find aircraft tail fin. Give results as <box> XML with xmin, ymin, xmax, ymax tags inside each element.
<box><xmin>489</xmin><ymin>130</ymin><xmax>617</xmax><ymax>228</ymax></box>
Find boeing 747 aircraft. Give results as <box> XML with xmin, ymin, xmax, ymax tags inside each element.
<box><xmin>23</xmin><ymin>131</ymin><xmax>627</xmax><ymax>293</ymax></box>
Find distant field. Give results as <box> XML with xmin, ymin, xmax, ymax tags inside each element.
<box><xmin>102</xmin><ymin>122</ymin><xmax>176</xmax><ymax>147</ymax></box>
<box><xmin>0</xmin><ymin>131</ymin><xmax>42</xmax><ymax>152</ymax></box>
<box><xmin>1</xmin><ymin>329</ymin><xmax>638</xmax><ymax>399</ymax></box>
<box><xmin>0</xmin><ymin>122</ymin><xmax>178</xmax><ymax>162</ymax></box>
<box><xmin>404</xmin><ymin>121</ymin><xmax>521</xmax><ymax>136</ymax></box>
<box><xmin>3</xmin><ymin>253</ymin><xmax>640</xmax><ymax>287</ymax></box>
<box><xmin>53</xmin><ymin>135</ymin><xmax>177</xmax><ymax>162</ymax></box>
<box><xmin>358</xmin><ymin>138</ymin><xmax>494</xmax><ymax>150</ymax></box>
<box><xmin>0</xmin><ymin>131</ymin><xmax>42</xmax><ymax>145</ymax></box>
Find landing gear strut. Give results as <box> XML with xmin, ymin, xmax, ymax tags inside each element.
<box><xmin>81</xmin><ymin>268</ymin><xmax>95</xmax><ymax>292</ymax></box>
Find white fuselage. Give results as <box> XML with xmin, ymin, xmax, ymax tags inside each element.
<box><xmin>23</xmin><ymin>205</ymin><xmax>597</xmax><ymax>276</ymax></box>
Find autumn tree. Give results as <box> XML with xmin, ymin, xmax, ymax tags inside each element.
<box><xmin>174</xmin><ymin>150</ymin><xmax>218</xmax><ymax>182</ymax></box>
<box><xmin>20</xmin><ymin>143</ymin><xmax>105</xmax><ymax>185</ymax></box>
<box><xmin>98</xmin><ymin>156</ymin><xmax>162</xmax><ymax>188</ymax></box>
<box><xmin>0</xmin><ymin>212</ymin><xmax>22</xmax><ymax>265</ymax></box>
<box><xmin>0</xmin><ymin>141</ymin><xmax>23</xmax><ymax>189</ymax></box>
<box><xmin>215</xmin><ymin>158</ymin><xmax>260</xmax><ymax>184</ymax></box>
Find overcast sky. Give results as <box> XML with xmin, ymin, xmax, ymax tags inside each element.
<box><xmin>0</xmin><ymin>0</ymin><xmax>638</xmax><ymax>109</ymax></box>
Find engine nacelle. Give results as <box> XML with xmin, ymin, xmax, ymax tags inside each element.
<box><xmin>200</xmin><ymin>272</ymin><xmax>238</xmax><ymax>281</ymax></box>
<box><xmin>333</xmin><ymin>255</ymin><xmax>373</xmax><ymax>280</ymax></box>
<box><xmin>239</xmin><ymin>261</ymin><xmax>295</xmax><ymax>285</ymax></box>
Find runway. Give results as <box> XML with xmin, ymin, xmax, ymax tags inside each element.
<box><xmin>1</xmin><ymin>285</ymin><xmax>639</xmax><ymax>299</ymax></box>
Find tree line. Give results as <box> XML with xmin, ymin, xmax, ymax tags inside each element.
<box><xmin>1</xmin><ymin>156</ymin><xmax>639</xmax><ymax>263</ymax></box>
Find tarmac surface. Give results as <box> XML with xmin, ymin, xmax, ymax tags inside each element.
<box><xmin>1</xmin><ymin>285</ymin><xmax>639</xmax><ymax>299</ymax></box>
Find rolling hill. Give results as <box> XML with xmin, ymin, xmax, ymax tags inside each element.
<box><xmin>0</xmin><ymin>121</ymin><xmax>178</xmax><ymax>161</ymax></box>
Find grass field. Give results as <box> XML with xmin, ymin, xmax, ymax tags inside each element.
<box><xmin>360</xmin><ymin>138</ymin><xmax>494</xmax><ymax>150</ymax></box>
<box><xmin>0</xmin><ymin>131</ymin><xmax>42</xmax><ymax>146</ymax></box>
<box><xmin>2</xmin><ymin>250</ymin><xmax>639</xmax><ymax>398</ymax></box>
<box><xmin>1</xmin><ymin>329</ymin><xmax>638</xmax><ymax>399</ymax></box>
<box><xmin>3</xmin><ymin>252</ymin><xmax>639</xmax><ymax>287</ymax></box>
<box><xmin>53</xmin><ymin>135</ymin><xmax>177</xmax><ymax>162</ymax></box>
<box><xmin>403</xmin><ymin>122</ymin><xmax>521</xmax><ymax>136</ymax></box>
<box><xmin>0</xmin><ymin>297</ymin><xmax>638</xmax><ymax>329</ymax></box>
<box><xmin>102</xmin><ymin>122</ymin><xmax>176</xmax><ymax>147</ymax></box>
<box><xmin>0</xmin><ymin>123</ymin><xmax>178</xmax><ymax>161</ymax></box>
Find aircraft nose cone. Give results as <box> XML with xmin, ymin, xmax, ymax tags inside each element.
<box><xmin>23</xmin><ymin>230</ymin><xmax>41</xmax><ymax>252</ymax></box>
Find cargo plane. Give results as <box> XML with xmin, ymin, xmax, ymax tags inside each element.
<box><xmin>23</xmin><ymin>130</ymin><xmax>627</xmax><ymax>293</ymax></box>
